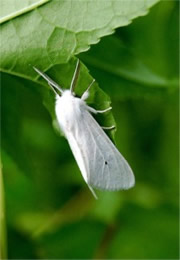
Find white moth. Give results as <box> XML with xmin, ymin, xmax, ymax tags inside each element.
<box><xmin>34</xmin><ymin>60</ymin><xmax>135</xmax><ymax>199</ymax></box>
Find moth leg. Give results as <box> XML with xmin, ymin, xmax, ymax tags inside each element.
<box><xmin>96</xmin><ymin>107</ymin><xmax>112</xmax><ymax>113</ymax></box>
<box><xmin>102</xmin><ymin>125</ymin><xmax>116</xmax><ymax>130</ymax></box>
<box><xmin>87</xmin><ymin>106</ymin><xmax>112</xmax><ymax>114</ymax></box>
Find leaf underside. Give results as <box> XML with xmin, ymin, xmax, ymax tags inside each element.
<box><xmin>0</xmin><ymin>0</ymin><xmax>159</xmax><ymax>77</ymax></box>
<box><xmin>0</xmin><ymin>0</ymin><xmax>159</xmax><ymax>142</ymax></box>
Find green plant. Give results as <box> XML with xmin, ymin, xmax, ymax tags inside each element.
<box><xmin>0</xmin><ymin>1</ymin><xmax>179</xmax><ymax>259</ymax></box>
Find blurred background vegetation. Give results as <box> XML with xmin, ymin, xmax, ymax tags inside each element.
<box><xmin>1</xmin><ymin>0</ymin><xmax>179</xmax><ymax>259</ymax></box>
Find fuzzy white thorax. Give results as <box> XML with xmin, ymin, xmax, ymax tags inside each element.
<box><xmin>55</xmin><ymin>90</ymin><xmax>86</xmax><ymax>136</ymax></box>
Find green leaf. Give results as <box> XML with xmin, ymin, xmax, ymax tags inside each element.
<box><xmin>80</xmin><ymin>34</ymin><xmax>177</xmax><ymax>88</ymax></box>
<box><xmin>0</xmin><ymin>0</ymin><xmax>160</xmax><ymax>162</ymax></box>
<box><xmin>79</xmin><ymin>1</ymin><xmax>178</xmax><ymax>98</ymax></box>
<box><xmin>107</xmin><ymin>206</ymin><xmax>179</xmax><ymax>259</ymax></box>
<box><xmin>37</xmin><ymin>220</ymin><xmax>105</xmax><ymax>259</ymax></box>
<box><xmin>7</xmin><ymin>227</ymin><xmax>37</xmax><ymax>259</ymax></box>
<box><xmin>0</xmin><ymin>0</ymin><xmax>159</xmax><ymax>77</ymax></box>
<box><xmin>0</xmin><ymin>0</ymin><xmax>50</xmax><ymax>24</ymax></box>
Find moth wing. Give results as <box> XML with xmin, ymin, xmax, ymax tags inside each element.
<box><xmin>66</xmin><ymin>110</ymin><xmax>135</xmax><ymax>191</ymax></box>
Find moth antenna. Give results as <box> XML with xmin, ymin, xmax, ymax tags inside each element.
<box><xmin>70</xmin><ymin>59</ymin><xmax>80</xmax><ymax>94</ymax></box>
<box><xmin>48</xmin><ymin>83</ymin><xmax>59</xmax><ymax>96</ymax></box>
<box><xmin>81</xmin><ymin>79</ymin><xmax>95</xmax><ymax>100</ymax></box>
<box><xmin>33</xmin><ymin>67</ymin><xmax>63</xmax><ymax>95</ymax></box>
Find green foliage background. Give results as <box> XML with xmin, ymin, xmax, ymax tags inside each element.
<box><xmin>0</xmin><ymin>0</ymin><xmax>179</xmax><ymax>259</ymax></box>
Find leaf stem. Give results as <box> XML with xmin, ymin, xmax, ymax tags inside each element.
<box><xmin>0</xmin><ymin>0</ymin><xmax>50</xmax><ymax>24</ymax></box>
<box><xmin>0</xmin><ymin>161</ymin><xmax>7</xmax><ymax>259</ymax></box>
